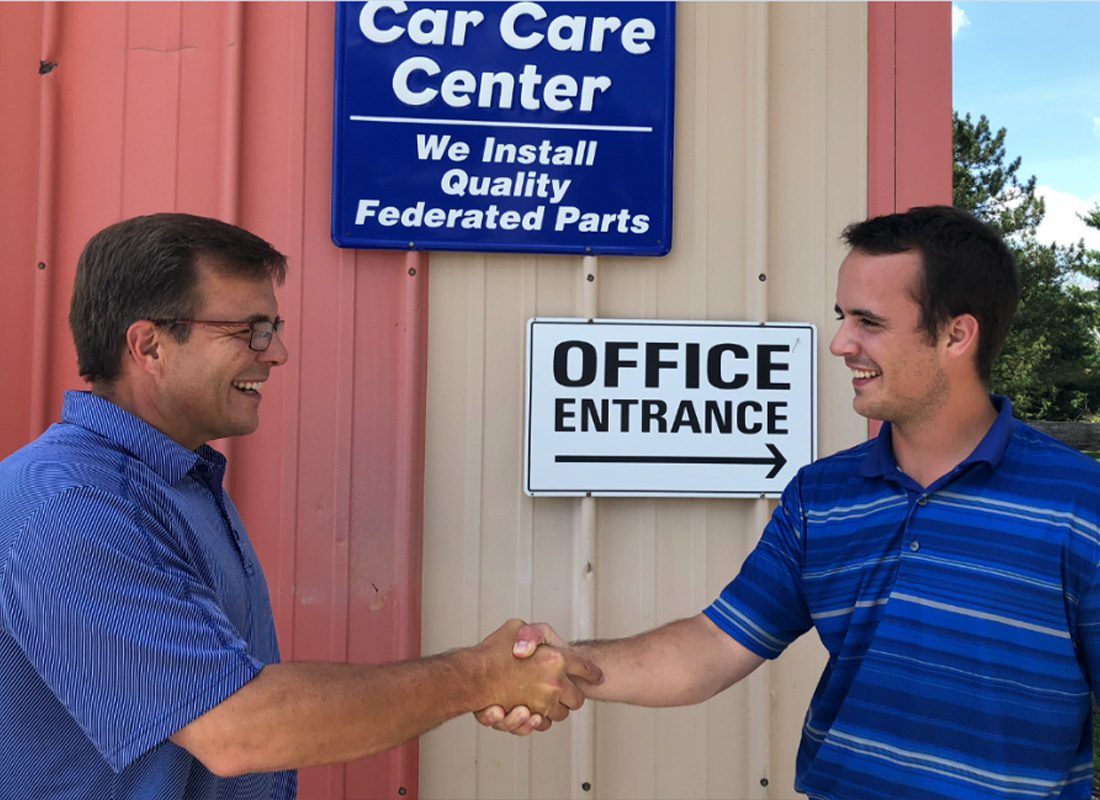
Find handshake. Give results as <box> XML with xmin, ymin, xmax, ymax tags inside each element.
<box><xmin>469</xmin><ymin>619</ymin><xmax>601</xmax><ymax>735</ymax></box>
<box><xmin>465</xmin><ymin>613</ymin><xmax>753</xmax><ymax>736</ymax></box>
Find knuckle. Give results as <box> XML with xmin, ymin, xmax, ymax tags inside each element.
<box><xmin>542</xmin><ymin>648</ymin><xmax>566</xmax><ymax>669</ymax></box>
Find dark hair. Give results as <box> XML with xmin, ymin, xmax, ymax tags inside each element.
<box><xmin>69</xmin><ymin>213</ymin><xmax>287</xmax><ymax>384</ymax></box>
<box><xmin>841</xmin><ymin>205</ymin><xmax>1019</xmax><ymax>383</ymax></box>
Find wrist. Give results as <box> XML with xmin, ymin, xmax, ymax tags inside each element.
<box><xmin>450</xmin><ymin>643</ymin><xmax>498</xmax><ymax>712</ymax></box>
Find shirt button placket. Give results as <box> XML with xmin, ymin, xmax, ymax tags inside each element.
<box><xmin>907</xmin><ymin>494</ymin><xmax>928</xmax><ymax>554</ymax></box>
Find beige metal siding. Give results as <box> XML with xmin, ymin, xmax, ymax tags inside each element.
<box><xmin>421</xmin><ymin>4</ymin><xmax>868</xmax><ymax>798</ymax></box>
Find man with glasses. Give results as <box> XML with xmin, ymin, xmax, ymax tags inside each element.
<box><xmin>0</xmin><ymin>213</ymin><xmax>601</xmax><ymax>800</ymax></box>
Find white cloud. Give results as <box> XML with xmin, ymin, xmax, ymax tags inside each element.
<box><xmin>952</xmin><ymin>5</ymin><xmax>970</xmax><ymax>38</ymax></box>
<box><xmin>1034</xmin><ymin>185</ymin><xmax>1100</xmax><ymax>250</ymax></box>
<box><xmin>1092</xmin><ymin>115</ymin><xmax>1100</xmax><ymax>138</ymax></box>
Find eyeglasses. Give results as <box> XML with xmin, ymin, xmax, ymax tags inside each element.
<box><xmin>151</xmin><ymin>317</ymin><xmax>286</xmax><ymax>352</ymax></box>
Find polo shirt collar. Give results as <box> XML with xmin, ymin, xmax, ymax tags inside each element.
<box><xmin>859</xmin><ymin>394</ymin><xmax>1017</xmax><ymax>479</ymax></box>
<box><xmin>60</xmin><ymin>390</ymin><xmax>226</xmax><ymax>485</ymax></box>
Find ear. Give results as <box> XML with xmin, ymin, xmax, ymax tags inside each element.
<box><xmin>942</xmin><ymin>313</ymin><xmax>980</xmax><ymax>365</ymax></box>
<box><xmin>124</xmin><ymin>320</ymin><xmax>164</xmax><ymax>377</ymax></box>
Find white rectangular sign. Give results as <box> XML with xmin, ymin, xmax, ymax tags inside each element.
<box><xmin>524</xmin><ymin>318</ymin><xmax>817</xmax><ymax>497</ymax></box>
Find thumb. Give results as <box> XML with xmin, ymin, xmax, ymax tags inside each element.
<box><xmin>512</xmin><ymin>622</ymin><xmax>561</xmax><ymax>658</ymax></box>
<box><xmin>513</xmin><ymin>635</ymin><xmax>539</xmax><ymax>658</ymax></box>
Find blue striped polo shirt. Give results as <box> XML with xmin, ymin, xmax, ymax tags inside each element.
<box><xmin>705</xmin><ymin>396</ymin><xmax>1100</xmax><ymax>799</ymax></box>
<box><xmin>0</xmin><ymin>391</ymin><xmax>296</xmax><ymax>799</ymax></box>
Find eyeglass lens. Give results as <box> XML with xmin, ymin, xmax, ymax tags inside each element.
<box><xmin>249</xmin><ymin>319</ymin><xmax>285</xmax><ymax>352</ymax></box>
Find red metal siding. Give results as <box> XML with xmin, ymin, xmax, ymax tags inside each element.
<box><xmin>868</xmin><ymin>2</ymin><xmax>953</xmax><ymax>215</ymax></box>
<box><xmin>0</xmin><ymin>2</ymin><xmax>953</xmax><ymax>796</ymax></box>
<box><xmin>866</xmin><ymin>2</ymin><xmax>952</xmax><ymax>438</ymax></box>
<box><xmin>0</xmin><ymin>3</ymin><xmax>424</xmax><ymax>797</ymax></box>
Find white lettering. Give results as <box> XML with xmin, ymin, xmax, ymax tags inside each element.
<box><xmin>392</xmin><ymin>56</ymin><xmax>439</xmax><ymax>106</ymax></box>
<box><xmin>352</xmin><ymin>200</ymin><xmax>546</xmax><ymax>231</ymax></box>
<box><xmin>355</xmin><ymin>199</ymin><xmax>380</xmax><ymax>224</ymax></box>
<box><xmin>439</xmin><ymin>169</ymin><xmax>572</xmax><ymax>203</ymax></box>
<box><xmin>359</xmin><ymin>1</ymin><xmax>406</xmax><ymax>44</ymax></box>
<box><xmin>408</xmin><ymin>7</ymin><xmax>448</xmax><ymax>45</ymax></box>
<box><xmin>500</xmin><ymin>2</ymin><xmax>546</xmax><ymax>50</ymax></box>
<box><xmin>498</xmin><ymin>3</ymin><xmax>653</xmax><ymax>54</ymax></box>
<box><xmin>621</xmin><ymin>18</ymin><xmax>656</xmax><ymax>54</ymax></box>
<box><xmin>440</xmin><ymin>69</ymin><xmax>477</xmax><ymax>107</ymax></box>
<box><xmin>547</xmin><ymin>14</ymin><xmax>587</xmax><ymax>52</ymax></box>
<box><xmin>358</xmin><ymin>2</ymin><xmax>484</xmax><ymax>46</ymax></box>
<box><xmin>415</xmin><ymin>134</ymin><xmax>469</xmax><ymax>162</ymax></box>
<box><xmin>391</xmin><ymin>56</ymin><xmax>609</xmax><ymax>112</ymax></box>
<box><xmin>588</xmin><ymin>17</ymin><xmax>622</xmax><ymax>52</ymax></box>
<box><xmin>543</xmin><ymin>74</ymin><xmax>578</xmax><ymax>112</ymax></box>
<box><xmin>554</xmin><ymin>207</ymin><xmax>648</xmax><ymax>233</ymax></box>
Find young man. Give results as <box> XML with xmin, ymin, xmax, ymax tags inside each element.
<box><xmin>482</xmin><ymin>206</ymin><xmax>1100</xmax><ymax>799</ymax></box>
<box><xmin>0</xmin><ymin>213</ymin><xmax>601</xmax><ymax>799</ymax></box>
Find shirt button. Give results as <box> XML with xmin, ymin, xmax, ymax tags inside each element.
<box><xmin>909</xmin><ymin>540</ymin><xmax>921</xmax><ymax>552</ymax></box>
<box><xmin>917</xmin><ymin>496</ymin><xmax>928</xmax><ymax>506</ymax></box>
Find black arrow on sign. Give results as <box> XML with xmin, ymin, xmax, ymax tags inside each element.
<box><xmin>555</xmin><ymin>443</ymin><xmax>788</xmax><ymax>479</ymax></box>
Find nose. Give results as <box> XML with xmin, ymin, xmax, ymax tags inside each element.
<box><xmin>829</xmin><ymin>321</ymin><xmax>855</xmax><ymax>359</ymax></box>
<box><xmin>260</xmin><ymin>328</ymin><xmax>289</xmax><ymax>367</ymax></box>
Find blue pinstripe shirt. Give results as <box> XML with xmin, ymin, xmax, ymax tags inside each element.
<box><xmin>705</xmin><ymin>396</ymin><xmax>1100</xmax><ymax>799</ymax></box>
<box><xmin>0</xmin><ymin>391</ymin><xmax>296</xmax><ymax>799</ymax></box>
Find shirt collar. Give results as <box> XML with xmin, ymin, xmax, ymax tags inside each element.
<box><xmin>859</xmin><ymin>394</ymin><xmax>1017</xmax><ymax>479</ymax></box>
<box><xmin>60</xmin><ymin>390</ymin><xmax>226</xmax><ymax>485</ymax></box>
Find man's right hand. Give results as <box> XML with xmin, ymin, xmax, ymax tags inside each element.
<box><xmin>473</xmin><ymin>614</ymin><xmax>766</xmax><ymax>736</ymax></box>
<box><xmin>474</xmin><ymin>621</ymin><xmax>575</xmax><ymax>735</ymax></box>
<box><xmin>473</xmin><ymin>620</ymin><xmax>601</xmax><ymax>728</ymax></box>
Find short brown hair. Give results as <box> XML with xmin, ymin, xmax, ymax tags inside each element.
<box><xmin>69</xmin><ymin>213</ymin><xmax>287</xmax><ymax>384</ymax></box>
<box><xmin>842</xmin><ymin>205</ymin><xmax>1019</xmax><ymax>383</ymax></box>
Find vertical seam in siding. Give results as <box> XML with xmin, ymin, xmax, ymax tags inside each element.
<box><xmin>395</xmin><ymin>249</ymin><xmax>428</xmax><ymax>800</ymax></box>
<box><xmin>219</xmin><ymin>2</ymin><xmax>242</xmax><ymax>224</ymax></box>
<box><xmin>217</xmin><ymin>2</ymin><xmax>244</xmax><ymax>487</ymax></box>
<box><xmin>118</xmin><ymin>7</ymin><xmax>131</xmax><ymax>218</ymax></box>
<box><xmin>867</xmin><ymin>2</ymin><xmax>897</xmax><ymax>217</ymax></box>
<box><xmin>172</xmin><ymin>2</ymin><xmax>184</xmax><ymax>210</ymax></box>
<box><xmin>30</xmin><ymin>3</ymin><xmax>60</xmax><ymax>438</ymax></box>
<box><xmin>744</xmin><ymin>9</ymin><xmax>772</xmax><ymax>796</ymax></box>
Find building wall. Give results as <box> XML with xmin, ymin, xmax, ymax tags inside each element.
<box><xmin>0</xmin><ymin>3</ymin><xmax>949</xmax><ymax>799</ymax></box>
<box><xmin>0</xmin><ymin>4</ymin><xmax>425</xmax><ymax>796</ymax></box>
<box><xmin>420</xmin><ymin>4</ymin><xmax>871</xmax><ymax>799</ymax></box>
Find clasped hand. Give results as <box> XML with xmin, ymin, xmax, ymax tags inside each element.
<box><xmin>476</xmin><ymin>621</ymin><xmax>585</xmax><ymax>735</ymax></box>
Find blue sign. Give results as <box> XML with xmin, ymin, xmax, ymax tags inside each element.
<box><xmin>332</xmin><ymin>2</ymin><xmax>675</xmax><ymax>256</ymax></box>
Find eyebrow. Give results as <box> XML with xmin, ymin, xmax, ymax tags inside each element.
<box><xmin>835</xmin><ymin>304</ymin><xmax>888</xmax><ymax>325</ymax></box>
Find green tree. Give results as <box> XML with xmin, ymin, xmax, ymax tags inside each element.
<box><xmin>953</xmin><ymin>112</ymin><xmax>1100</xmax><ymax>420</ymax></box>
<box><xmin>953</xmin><ymin>112</ymin><xmax>1045</xmax><ymax>237</ymax></box>
<box><xmin>1085</xmin><ymin>205</ymin><xmax>1100</xmax><ymax>232</ymax></box>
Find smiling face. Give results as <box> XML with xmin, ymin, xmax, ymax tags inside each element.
<box><xmin>829</xmin><ymin>249</ymin><xmax>950</xmax><ymax>428</ymax></box>
<box><xmin>153</xmin><ymin>263</ymin><xmax>288</xmax><ymax>450</ymax></box>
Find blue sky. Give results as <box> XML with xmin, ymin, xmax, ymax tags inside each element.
<box><xmin>953</xmin><ymin>2</ymin><xmax>1100</xmax><ymax>248</ymax></box>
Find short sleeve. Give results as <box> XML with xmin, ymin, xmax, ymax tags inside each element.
<box><xmin>0</xmin><ymin>486</ymin><xmax>264</xmax><ymax>773</ymax></box>
<box><xmin>1075</xmin><ymin>560</ymin><xmax>1100</xmax><ymax>698</ymax></box>
<box><xmin>703</xmin><ymin>476</ymin><xmax>813</xmax><ymax>659</ymax></box>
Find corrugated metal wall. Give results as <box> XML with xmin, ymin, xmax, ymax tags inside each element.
<box><xmin>0</xmin><ymin>2</ymin><xmax>950</xmax><ymax>799</ymax></box>
<box><xmin>0</xmin><ymin>4</ymin><xmax>424</xmax><ymax>797</ymax></box>
<box><xmin>420</xmin><ymin>4</ymin><xmax>868</xmax><ymax>799</ymax></box>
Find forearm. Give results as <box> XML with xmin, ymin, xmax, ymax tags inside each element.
<box><xmin>574</xmin><ymin>614</ymin><xmax>764</xmax><ymax>707</ymax></box>
<box><xmin>174</xmin><ymin>652</ymin><xmax>489</xmax><ymax>776</ymax></box>
<box><xmin>173</xmin><ymin>619</ymin><xmax>602</xmax><ymax>776</ymax></box>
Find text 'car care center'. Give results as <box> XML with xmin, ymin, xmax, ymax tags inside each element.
<box><xmin>332</xmin><ymin>1</ymin><xmax>675</xmax><ymax>255</ymax></box>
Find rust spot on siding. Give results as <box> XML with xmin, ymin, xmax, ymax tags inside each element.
<box><xmin>369</xmin><ymin>583</ymin><xmax>389</xmax><ymax>612</ymax></box>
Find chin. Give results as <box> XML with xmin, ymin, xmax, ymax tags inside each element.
<box><xmin>220</xmin><ymin>419</ymin><xmax>260</xmax><ymax>440</ymax></box>
<box><xmin>852</xmin><ymin>398</ymin><xmax>886</xmax><ymax>422</ymax></box>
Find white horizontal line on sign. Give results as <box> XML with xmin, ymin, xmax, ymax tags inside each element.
<box><xmin>348</xmin><ymin>115</ymin><xmax>654</xmax><ymax>133</ymax></box>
